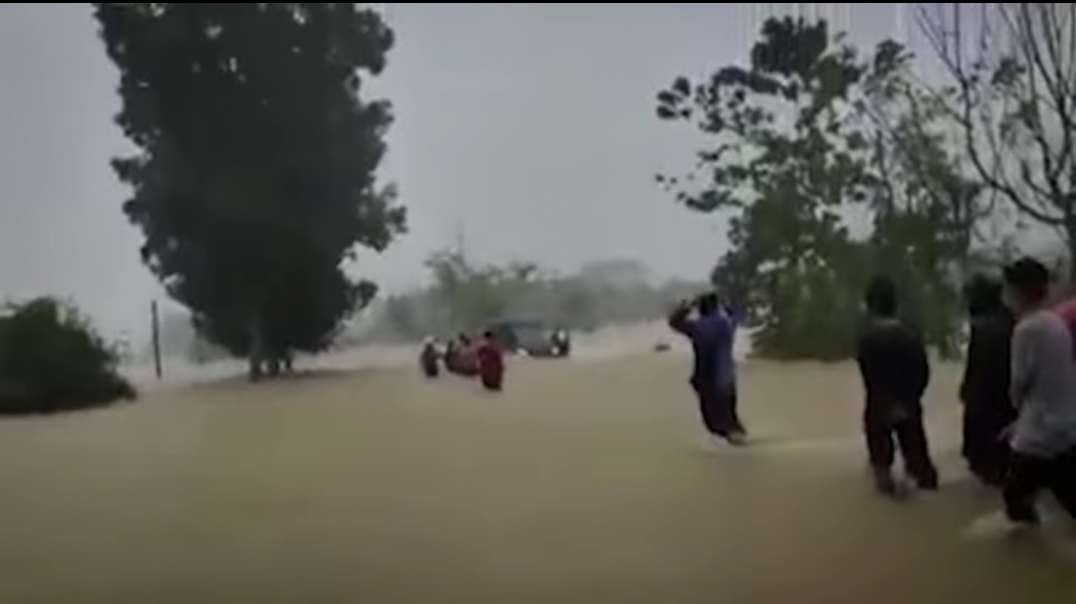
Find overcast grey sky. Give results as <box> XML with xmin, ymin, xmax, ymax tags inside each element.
<box><xmin>0</xmin><ymin>4</ymin><xmax>911</xmax><ymax>339</ymax></box>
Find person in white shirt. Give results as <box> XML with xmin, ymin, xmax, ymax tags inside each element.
<box><xmin>1001</xmin><ymin>257</ymin><xmax>1076</xmax><ymax>524</ymax></box>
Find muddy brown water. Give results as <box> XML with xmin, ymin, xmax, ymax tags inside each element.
<box><xmin>0</xmin><ymin>354</ymin><xmax>1073</xmax><ymax>602</ymax></box>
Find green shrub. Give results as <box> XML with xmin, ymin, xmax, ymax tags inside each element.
<box><xmin>0</xmin><ymin>298</ymin><xmax>135</xmax><ymax>414</ymax></box>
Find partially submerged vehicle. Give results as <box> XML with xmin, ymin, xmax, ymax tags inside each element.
<box><xmin>489</xmin><ymin>317</ymin><xmax>570</xmax><ymax>358</ymax></box>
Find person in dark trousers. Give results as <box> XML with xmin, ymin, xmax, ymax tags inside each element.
<box><xmin>959</xmin><ymin>275</ymin><xmax>1015</xmax><ymax>486</ymax></box>
<box><xmin>1000</xmin><ymin>257</ymin><xmax>1076</xmax><ymax>524</ymax></box>
<box><xmin>477</xmin><ymin>330</ymin><xmax>505</xmax><ymax>391</ymax></box>
<box><xmin>669</xmin><ymin>293</ymin><xmax>744</xmax><ymax>445</ymax></box>
<box><xmin>856</xmin><ymin>276</ymin><xmax>938</xmax><ymax>495</ymax></box>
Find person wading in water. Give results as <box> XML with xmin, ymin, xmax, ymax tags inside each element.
<box><xmin>476</xmin><ymin>330</ymin><xmax>504</xmax><ymax>392</ymax></box>
<box><xmin>1000</xmin><ymin>257</ymin><xmax>1076</xmax><ymax>524</ymax></box>
<box><xmin>669</xmin><ymin>293</ymin><xmax>745</xmax><ymax>446</ymax></box>
<box><xmin>959</xmin><ymin>276</ymin><xmax>1014</xmax><ymax>486</ymax></box>
<box><xmin>856</xmin><ymin>276</ymin><xmax>938</xmax><ymax>495</ymax></box>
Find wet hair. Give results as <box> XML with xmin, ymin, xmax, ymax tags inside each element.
<box><xmin>964</xmin><ymin>274</ymin><xmax>1003</xmax><ymax>316</ymax></box>
<box><xmin>1003</xmin><ymin>257</ymin><xmax>1050</xmax><ymax>304</ymax></box>
<box><xmin>865</xmin><ymin>276</ymin><xmax>898</xmax><ymax>318</ymax></box>
<box><xmin>483</xmin><ymin>330</ymin><xmax>494</xmax><ymax>339</ymax></box>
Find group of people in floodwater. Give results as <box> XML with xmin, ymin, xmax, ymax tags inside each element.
<box><xmin>671</xmin><ymin>256</ymin><xmax>1076</xmax><ymax>525</ymax></box>
<box><xmin>420</xmin><ymin>331</ymin><xmax>504</xmax><ymax>391</ymax></box>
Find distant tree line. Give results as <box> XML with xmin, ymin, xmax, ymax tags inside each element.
<box><xmin>362</xmin><ymin>254</ymin><xmax>707</xmax><ymax>342</ymax></box>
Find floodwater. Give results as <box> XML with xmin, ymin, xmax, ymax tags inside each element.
<box><xmin>1</xmin><ymin>349</ymin><xmax>1073</xmax><ymax>602</ymax></box>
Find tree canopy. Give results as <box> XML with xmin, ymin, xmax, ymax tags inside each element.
<box><xmin>657</xmin><ymin>18</ymin><xmax>983</xmax><ymax>359</ymax></box>
<box><xmin>94</xmin><ymin>3</ymin><xmax>405</xmax><ymax>376</ymax></box>
<box><xmin>361</xmin><ymin>252</ymin><xmax>704</xmax><ymax>343</ymax></box>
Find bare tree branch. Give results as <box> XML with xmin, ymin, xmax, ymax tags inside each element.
<box><xmin>916</xmin><ymin>2</ymin><xmax>1076</xmax><ymax>241</ymax></box>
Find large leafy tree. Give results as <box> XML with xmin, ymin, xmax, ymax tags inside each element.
<box><xmin>657</xmin><ymin>18</ymin><xmax>980</xmax><ymax>358</ymax></box>
<box><xmin>94</xmin><ymin>4</ymin><xmax>405</xmax><ymax>377</ymax></box>
<box><xmin>656</xmin><ymin>18</ymin><xmax>871</xmax><ymax>358</ymax></box>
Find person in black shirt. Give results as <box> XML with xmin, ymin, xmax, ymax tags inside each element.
<box><xmin>959</xmin><ymin>275</ymin><xmax>1015</xmax><ymax>486</ymax></box>
<box><xmin>856</xmin><ymin>276</ymin><xmax>939</xmax><ymax>495</ymax></box>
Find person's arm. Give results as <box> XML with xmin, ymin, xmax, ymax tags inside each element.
<box><xmin>959</xmin><ymin>324</ymin><xmax>978</xmax><ymax>405</ymax></box>
<box><xmin>855</xmin><ymin>334</ymin><xmax>871</xmax><ymax>392</ymax></box>
<box><xmin>911</xmin><ymin>333</ymin><xmax>930</xmax><ymax>401</ymax></box>
<box><xmin>668</xmin><ymin>300</ymin><xmax>695</xmax><ymax>338</ymax></box>
<box><xmin>1010</xmin><ymin>321</ymin><xmax>1035</xmax><ymax>409</ymax></box>
<box><xmin>732</xmin><ymin>304</ymin><xmax>747</xmax><ymax>327</ymax></box>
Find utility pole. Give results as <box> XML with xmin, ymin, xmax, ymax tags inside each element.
<box><xmin>151</xmin><ymin>300</ymin><xmax>162</xmax><ymax>380</ymax></box>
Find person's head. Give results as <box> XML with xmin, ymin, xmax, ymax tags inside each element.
<box><xmin>695</xmin><ymin>292</ymin><xmax>719</xmax><ymax>316</ymax></box>
<box><xmin>459</xmin><ymin>333</ymin><xmax>471</xmax><ymax>345</ymax></box>
<box><xmin>864</xmin><ymin>276</ymin><xmax>898</xmax><ymax>319</ymax></box>
<box><xmin>1003</xmin><ymin>257</ymin><xmax>1051</xmax><ymax>315</ymax></box>
<box><xmin>483</xmin><ymin>330</ymin><xmax>494</xmax><ymax>342</ymax></box>
<box><xmin>964</xmin><ymin>274</ymin><xmax>1003</xmax><ymax>317</ymax></box>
